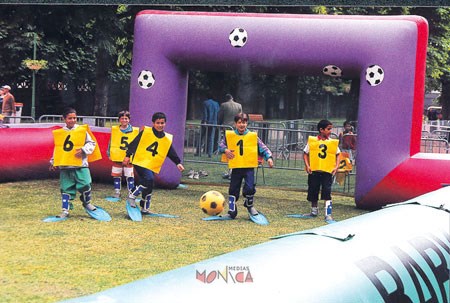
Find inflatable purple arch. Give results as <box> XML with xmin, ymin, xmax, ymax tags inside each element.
<box><xmin>130</xmin><ymin>11</ymin><xmax>432</xmax><ymax>209</ymax></box>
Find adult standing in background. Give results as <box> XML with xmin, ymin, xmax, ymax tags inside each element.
<box><xmin>202</xmin><ymin>94</ymin><xmax>220</xmax><ymax>157</ymax></box>
<box><xmin>218</xmin><ymin>93</ymin><xmax>242</xmax><ymax>179</ymax></box>
<box><xmin>1</xmin><ymin>85</ymin><xmax>16</xmax><ymax>124</ymax></box>
<box><xmin>218</xmin><ymin>93</ymin><xmax>242</xmax><ymax>127</ymax></box>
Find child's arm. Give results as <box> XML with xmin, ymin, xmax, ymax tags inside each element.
<box><xmin>167</xmin><ymin>146</ymin><xmax>185</xmax><ymax>172</ymax></box>
<box><xmin>123</xmin><ymin>130</ymin><xmax>142</xmax><ymax>165</ymax></box>
<box><xmin>218</xmin><ymin>135</ymin><xmax>235</xmax><ymax>159</ymax></box>
<box><xmin>303</xmin><ymin>152</ymin><xmax>312</xmax><ymax>174</ymax></box>
<box><xmin>331</xmin><ymin>151</ymin><xmax>341</xmax><ymax>176</ymax></box>
<box><xmin>257</xmin><ymin>138</ymin><xmax>274</xmax><ymax>168</ymax></box>
<box><xmin>75</xmin><ymin>132</ymin><xmax>96</xmax><ymax>158</ymax></box>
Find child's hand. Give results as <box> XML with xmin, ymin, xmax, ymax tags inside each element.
<box><xmin>74</xmin><ymin>148</ymin><xmax>83</xmax><ymax>158</ymax></box>
<box><xmin>122</xmin><ymin>157</ymin><xmax>130</xmax><ymax>166</ymax></box>
<box><xmin>305</xmin><ymin>166</ymin><xmax>312</xmax><ymax>174</ymax></box>
<box><xmin>267</xmin><ymin>158</ymin><xmax>274</xmax><ymax>168</ymax></box>
<box><xmin>331</xmin><ymin>168</ymin><xmax>338</xmax><ymax>176</ymax></box>
<box><xmin>225</xmin><ymin>149</ymin><xmax>235</xmax><ymax>159</ymax></box>
<box><xmin>177</xmin><ymin>164</ymin><xmax>185</xmax><ymax>172</ymax></box>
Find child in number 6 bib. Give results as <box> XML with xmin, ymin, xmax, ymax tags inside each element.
<box><xmin>49</xmin><ymin>107</ymin><xmax>103</xmax><ymax>220</ymax></box>
<box><xmin>219</xmin><ymin>113</ymin><xmax>274</xmax><ymax>221</ymax></box>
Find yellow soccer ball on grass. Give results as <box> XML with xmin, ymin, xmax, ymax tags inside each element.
<box><xmin>199</xmin><ymin>190</ymin><xmax>225</xmax><ymax>216</ymax></box>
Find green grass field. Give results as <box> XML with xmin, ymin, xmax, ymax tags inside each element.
<box><xmin>0</xmin><ymin>179</ymin><xmax>368</xmax><ymax>302</ymax></box>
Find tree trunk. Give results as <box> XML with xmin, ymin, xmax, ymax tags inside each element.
<box><xmin>93</xmin><ymin>46</ymin><xmax>110</xmax><ymax>125</ymax></box>
<box><xmin>286</xmin><ymin>75</ymin><xmax>299</xmax><ymax>120</ymax></box>
<box><xmin>236</xmin><ymin>71</ymin><xmax>255</xmax><ymax>112</ymax></box>
<box><xmin>347</xmin><ymin>78</ymin><xmax>360</xmax><ymax>122</ymax></box>
<box><xmin>440</xmin><ymin>74</ymin><xmax>450</xmax><ymax>120</ymax></box>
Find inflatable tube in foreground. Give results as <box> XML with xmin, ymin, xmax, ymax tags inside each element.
<box><xmin>62</xmin><ymin>187</ymin><xmax>450</xmax><ymax>303</ymax></box>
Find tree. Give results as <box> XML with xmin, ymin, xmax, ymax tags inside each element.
<box><xmin>411</xmin><ymin>7</ymin><xmax>450</xmax><ymax>119</ymax></box>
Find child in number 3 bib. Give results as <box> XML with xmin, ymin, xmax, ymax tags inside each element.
<box><xmin>302</xmin><ymin>119</ymin><xmax>340</xmax><ymax>223</ymax></box>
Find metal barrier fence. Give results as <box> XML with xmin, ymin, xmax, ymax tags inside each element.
<box><xmin>183</xmin><ymin>122</ymin><xmax>355</xmax><ymax>194</ymax></box>
<box><xmin>420</xmin><ymin>137</ymin><xmax>449</xmax><ymax>154</ymax></box>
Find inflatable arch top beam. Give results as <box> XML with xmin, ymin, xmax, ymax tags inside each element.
<box><xmin>130</xmin><ymin>10</ymin><xmax>432</xmax><ymax>209</ymax></box>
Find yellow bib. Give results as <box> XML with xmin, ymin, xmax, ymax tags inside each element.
<box><xmin>53</xmin><ymin>125</ymin><xmax>101</xmax><ymax>166</ymax></box>
<box><xmin>109</xmin><ymin>126</ymin><xmax>139</xmax><ymax>162</ymax></box>
<box><xmin>338</xmin><ymin>152</ymin><xmax>353</xmax><ymax>172</ymax></box>
<box><xmin>131</xmin><ymin>126</ymin><xmax>173</xmax><ymax>173</ymax></box>
<box><xmin>308</xmin><ymin>136</ymin><xmax>339</xmax><ymax>173</ymax></box>
<box><xmin>222</xmin><ymin>130</ymin><xmax>258</xmax><ymax>169</ymax></box>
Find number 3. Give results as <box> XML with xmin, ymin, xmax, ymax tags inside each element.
<box><xmin>318</xmin><ymin>144</ymin><xmax>327</xmax><ymax>159</ymax></box>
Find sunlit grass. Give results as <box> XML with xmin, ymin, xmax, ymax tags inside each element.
<box><xmin>0</xmin><ymin>179</ymin><xmax>368</xmax><ymax>302</ymax></box>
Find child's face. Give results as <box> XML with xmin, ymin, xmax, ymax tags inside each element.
<box><xmin>320</xmin><ymin>124</ymin><xmax>333</xmax><ymax>138</ymax></box>
<box><xmin>64</xmin><ymin>113</ymin><xmax>77</xmax><ymax>128</ymax></box>
<box><xmin>235</xmin><ymin>119</ymin><xmax>248</xmax><ymax>134</ymax></box>
<box><xmin>119</xmin><ymin>115</ymin><xmax>130</xmax><ymax>127</ymax></box>
<box><xmin>153</xmin><ymin>118</ymin><xmax>166</xmax><ymax>132</ymax></box>
<box><xmin>344</xmin><ymin>124</ymin><xmax>352</xmax><ymax>131</ymax></box>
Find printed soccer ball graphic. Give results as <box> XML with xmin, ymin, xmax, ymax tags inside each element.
<box><xmin>365</xmin><ymin>65</ymin><xmax>384</xmax><ymax>86</ymax></box>
<box><xmin>137</xmin><ymin>70</ymin><xmax>155</xmax><ymax>89</ymax></box>
<box><xmin>199</xmin><ymin>190</ymin><xmax>225</xmax><ymax>216</ymax></box>
<box><xmin>229</xmin><ymin>28</ymin><xmax>248</xmax><ymax>48</ymax></box>
<box><xmin>322</xmin><ymin>65</ymin><xmax>343</xmax><ymax>77</ymax></box>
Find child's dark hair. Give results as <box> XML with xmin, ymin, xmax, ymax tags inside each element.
<box><xmin>343</xmin><ymin>120</ymin><xmax>351</xmax><ymax>127</ymax></box>
<box><xmin>234</xmin><ymin>113</ymin><xmax>249</xmax><ymax>123</ymax></box>
<box><xmin>317</xmin><ymin>119</ymin><xmax>332</xmax><ymax>131</ymax></box>
<box><xmin>152</xmin><ymin>112</ymin><xmax>166</xmax><ymax>122</ymax></box>
<box><xmin>118</xmin><ymin>110</ymin><xmax>131</xmax><ymax>119</ymax></box>
<box><xmin>62</xmin><ymin>107</ymin><xmax>76</xmax><ymax>118</ymax></box>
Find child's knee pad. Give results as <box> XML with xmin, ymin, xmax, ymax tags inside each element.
<box><xmin>113</xmin><ymin>177</ymin><xmax>121</xmax><ymax>190</ymax></box>
<box><xmin>129</xmin><ymin>184</ymin><xmax>146</xmax><ymax>198</ymax></box>
<box><xmin>61</xmin><ymin>193</ymin><xmax>71</xmax><ymax>210</ymax></box>
<box><xmin>80</xmin><ymin>188</ymin><xmax>92</xmax><ymax>206</ymax></box>
<box><xmin>244</xmin><ymin>195</ymin><xmax>254</xmax><ymax>208</ymax></box>
<box><xmin>228</xmin><ymin>195</ymin><xmax>237</xmax><ymax>219</ymax></box>
<box><xmin>126</xmin><ymin>177</ymin><xmax>135</xmax><ymax>192</ymax></box>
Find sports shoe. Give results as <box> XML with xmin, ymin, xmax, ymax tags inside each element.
<box><xmin>127</xmin><ymin>197</ymin><xmax>137</xmax><ymax>208</ymax></box>
<box><xmin>324</xmin><ymin>215</ymin><xmax>335</xmax><ymax>223</ymax></box>
<box><xmin>311</xmin><ymin>207</ymin><xmax>318</xmax><ymax>216</ymax></box>
<box><xmin>113</xmin><ymin>191</ymin><xmax>121</xmax><ymax>199</ymax></box>
<box><xmin>193</xmin><ymin>171</ymin><xmax>200</xmax><ymax>179</ymax></box>
<box><xmin>247</xmin><ymin>206</ymin><xmax>259</xmax><ymax>216</ymax></box>
<box><xmin>83</xmin><ymin>203</ymin><xmax>97</xmax><ymax>211</ymax></box>
<box><xmin>141</xmin><ymin>208</ymin><xmax>154</xmax><ymax>215</ymax></box>
<box><xmin>57</xmin><ymin>209</ymin><xmax>69</xmax><ymax>218</ymax></box>
<box><xmin>187</xmin><ymin>169</ymin><xmax>195</xmax><ymax>179</ymax></box>
<box><xmin>199</xmin><ymin>170</ymin><xmax>208</xmax><ymax>177</ymax></box>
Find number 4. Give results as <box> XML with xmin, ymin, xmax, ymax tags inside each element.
<box><xmin>146</xmin><ymin>141</ymin><xmax>159</xmax><ymax>157</ymax></box>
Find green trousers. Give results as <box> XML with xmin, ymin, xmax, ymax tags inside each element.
<box><xmin>59</xmin><ymin>168</ymin><xmax>92</xmax><ymax>200</ymax></box>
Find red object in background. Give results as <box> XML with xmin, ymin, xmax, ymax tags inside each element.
<box><xmin>1</xmin><ymin>126</ymin><xmax>112</xmax><ymax>183</ymax></box>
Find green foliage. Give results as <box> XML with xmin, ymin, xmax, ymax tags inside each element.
<box><xmin>0</xmin><ymin>5</ymin><xmax>449</xmax><ymax>117</ymax></box>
